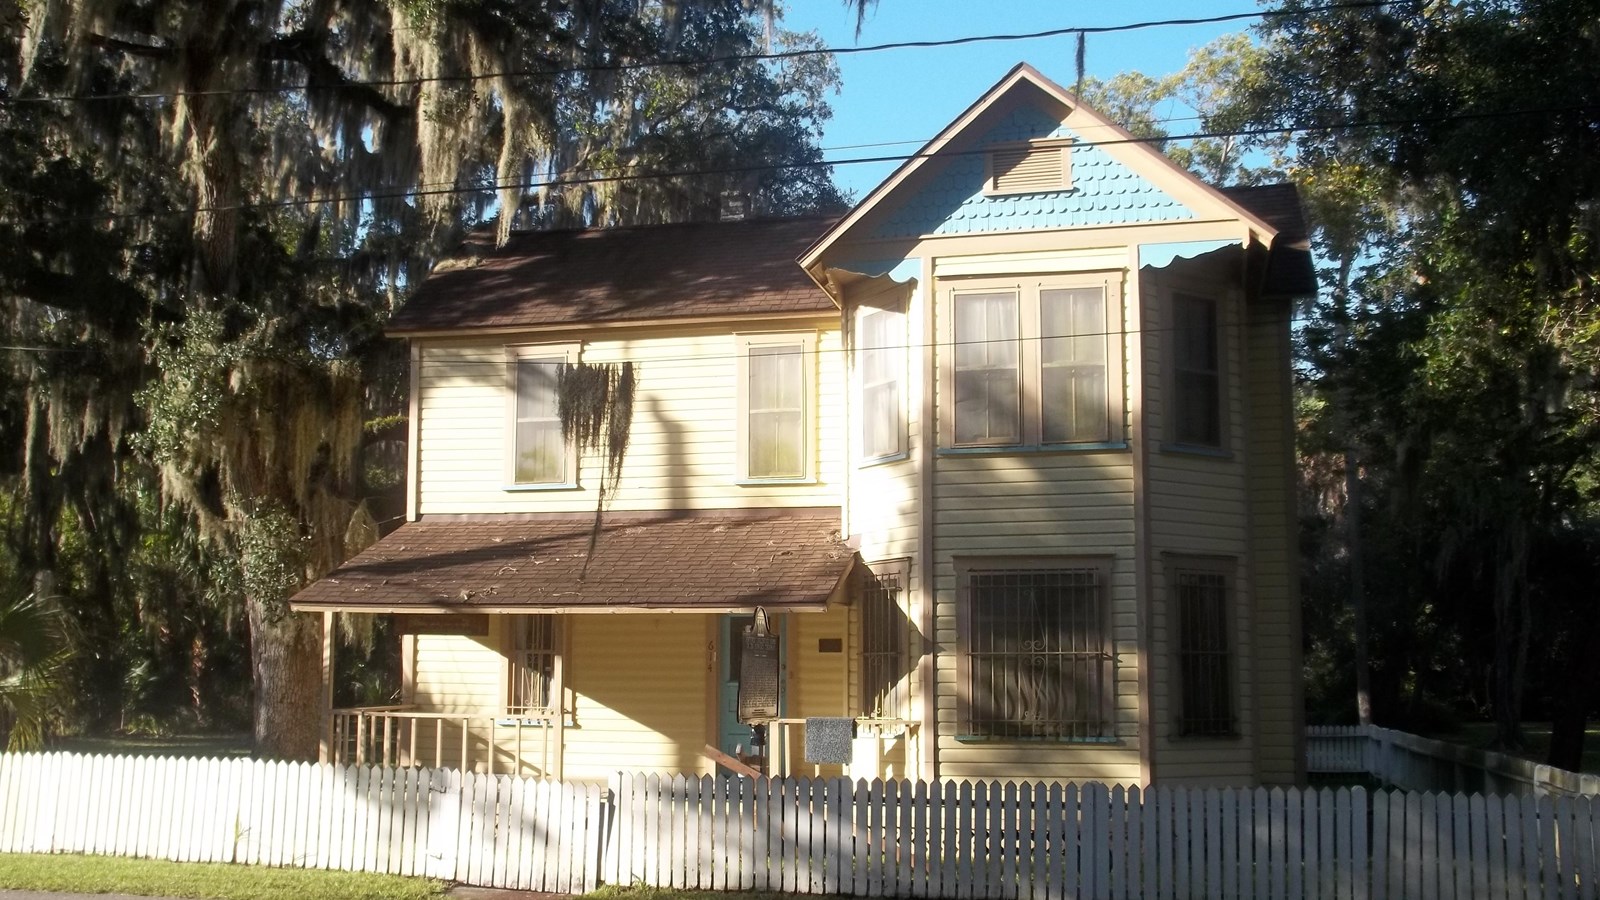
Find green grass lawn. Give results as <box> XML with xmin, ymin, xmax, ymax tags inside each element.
<box><xmin>51</xmin><ymin>733</ymin><xmax>253</xmax><ymax>759</ymax></box>
<box><xmin>1420</xmin><ymin>721</ymin><xmax>1600</xmax><ymax>774</ymax></box>
<box><xmin>0</xmin><ymin>853</ymin><xmax>444</xmax><ymax>900</ymax></box>
<box><xmin>588</xmin><ymin>888</ymin><xmax>811</xmax><ymax>900</ymax></box>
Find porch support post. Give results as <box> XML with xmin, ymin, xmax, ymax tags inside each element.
<box><xmin>552</xmin><ymin>619</ymin><xmax>566</xmax><ymax>779</ymax></box>
<box><xmin>319</xmin><ymin>610</ymin><xmax>335</xmax><ymax>764</ymax></box>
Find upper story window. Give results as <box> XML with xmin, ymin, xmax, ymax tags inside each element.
<box><xmin>737</xmin><ymin>332</ymin><xmax>816</xmax><ymax>481</ymax></box>
<box><xmin>985</xmin><ymin>138</ymin><xmax>1073</xmax><ymax>195</ymax></box>
<box><xmin>1170</xmin><ymin>293</ymin><xmax>1224</xmax><ymax>448</ymax></box>
<box><xmin>506</xmin><ymin>343</ymin><xmax>579</xmax><ymax>487</ymax></box>
<box><xmin>857</xmin><ymin>305</ymin><xmax>907</xmax><ymax>462</ymax></box>
<box><xmin>942</xmin><ymin>274</ymin><xmax>1123</xmax><ymax>449</ymax></box>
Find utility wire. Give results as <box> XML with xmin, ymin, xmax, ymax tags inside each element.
<box><xmin>9</xmin><ymin>99</ymin><xmax>1594</xmax><ymax>228</ymax></box>
<box><xmin>0</xmin><ymin>1</ymin><xmax>1392</xmax><ymax>105</ymax></box>
<box><xmin>1</xmin><ymin>315</ymin><xmax>1329</xmax><ymax>365</ymax></box>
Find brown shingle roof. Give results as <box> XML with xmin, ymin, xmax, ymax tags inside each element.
<box><xmin>1220</xmin><ymin>183</ymin><xmax>1318</xmax><ymax>297</ymax></box>
<box><xmin>289</xmin><ymin>508</ymin><xmax>853</xmax><ymax>612</ymax></box>
<box><xmin>389</xmin><ymin>215</ymin><xmax>839</xmax><ymax>334</ymax></box>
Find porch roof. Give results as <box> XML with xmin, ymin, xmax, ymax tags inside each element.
<box><xmin>289</xmin><ymin>508</ymin><xmax>854</xmax><ymax>614</ymax></box>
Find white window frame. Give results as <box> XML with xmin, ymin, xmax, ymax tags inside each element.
<box><xmin>855</xmin><ymin>303</ymin><xmax>908</xmax><ymax>464</ymax></box>
<box><xmin>939</xmin><ymin>273</ymin><xmax>1125</xmax><ymax>450</ymax></box>
<box><xmin>504</xmin><ymin>342</ymin><xmax>580</xmax><ymax>489</ymax></box>
<box><xmin>1167</xmin><ymin>291</ymin><xmax>1229</xmax><ymax>450</ymax></box>
<box><xmin>956</xmin><ymin>556</ymin><xmax>1118</xmax><ymax>742</ymax></box>
<box><xmin>735</xmin><ymin>331</ymin><xmax>817</xmax><ymax>483</ymax></box>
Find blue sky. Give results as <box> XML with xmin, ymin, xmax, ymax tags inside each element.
<box><xmin>781</xmin><ymin>0</ymin><xmax>1264</xmax><ymax>198</ymax></box>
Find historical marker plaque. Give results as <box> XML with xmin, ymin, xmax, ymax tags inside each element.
<box><xmin>736</xmin><ymin>628</ymin><xmax>780</xmax><ymax>723</ymax></box>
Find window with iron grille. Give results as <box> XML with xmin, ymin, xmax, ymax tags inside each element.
<box><xmin>961</xmin><ymin>563</ymin><xmax>1115</xmax><ymax>740</ymax></box>
<box><xmin>508</xmin><ymin>615</ymin><xmax>558</xmax><ymax>715</ymax></box>
<box><xmin>1173</xmin><ymin>564</ymin><xmax>1236</xmax><ymax>736</ymax></box>
<box><xmin>860</xmin><ymin>563</ymin><xmax>908</xmax><ymax>717</ymax></box>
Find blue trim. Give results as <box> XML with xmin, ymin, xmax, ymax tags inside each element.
<box><xmin>837</xmin><ymin>257</ymin><xmax>922</xmax><ymax>282</ymax></box>
<box><xmin>938</xmin><ymin>441</ymin><xmax>1130</xmax><ymax>457</ymax></box>
<box><xmin>954</xmin><ymin>734</ymin><xmax>1123</xmax><ymax>745</ymax></box>
<box><xmin>858</xmin><ymin>450</ymin><xmax>911</xmax><ymax>469</ymax></box>
<box><xmin>1138</xmin><ymin>239</ymin><xmax>1238</xmax><ymax>269</ymax></box>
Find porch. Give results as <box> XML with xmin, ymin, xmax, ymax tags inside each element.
<box><xmin>295</xmin><ymin>509</ymin><xmax>921</xmax><ymax>782</ymax></box>
<box><xmin>327</xmin><ymin>702</ymin><xmax>918</xmax><ymax>779</ymax></box>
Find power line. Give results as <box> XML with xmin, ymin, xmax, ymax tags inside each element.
<box><xmin>1</xmin><ymin>314</ymin><xmax>1327</xmax><ymax>367</ymax></box>
<box><xmin>9</xmin><ymin>99</ymin><xmax>1593</xmax><ymax>229</ymax></box>
<box><xmin>0</xmin><ymin>1</ymin><xmax>1392</xmax><ymax>105</ymax></box>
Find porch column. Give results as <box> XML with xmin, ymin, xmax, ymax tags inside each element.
<box><xmin>319</xmin><ymin>610</ymin><xmax>335</xmax><ymax>764</ymax></box>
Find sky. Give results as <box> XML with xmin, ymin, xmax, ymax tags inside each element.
<box><xmin>780</xmin><ymin>0</ymin><xmax>1265</xmax><ymax>199</ymax></box>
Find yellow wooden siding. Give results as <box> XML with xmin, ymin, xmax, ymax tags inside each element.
<box><xmin>783</xmin><ymin>606</ymin><xmax>851</xmax><ymax>778</ymax></box>
<box><xmin>415</xmin><ymin>323</ymin><xmax>844</xmax><ymax>515</ymax></box>
<box><xmin>1139</xmin><ymin>267</ymin><xmax>1258</xmax><ymax>784</ymax></box>
<box><xmin>931</xmin><ymin>453</ymin><xmax>1141</xmax><ymax>785</ymax></box>
<box><xmin>411</xmin><ymin>628</ymin><xmax>503</xmax><ymax>713</ymax></box>
<box><xmin>1245</xmin><ymin>304</ymin><xmax>1302</xmax><ymax>784</ymax></box>
<box><xmin>845</xmin><ymin>279</ymin><xmax>927</xmax><ymax>780</ymax></box>
<box><xmin>562</xmin><ymin>614</ymin><xmax>713</xmax><ymax>781</ymax></box>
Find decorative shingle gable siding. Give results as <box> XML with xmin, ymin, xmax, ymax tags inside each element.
<box><xmin>870</xmin><ymin>106</ymin><xmax>1196</xmax><ymax>239</ymax></box>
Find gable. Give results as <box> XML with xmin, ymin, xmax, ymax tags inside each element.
<box><xmin>802</xmin><ymin>64</ymin><xmax>1279</xmax><ymax>278</ymax></box>
<box><xmin>868</xmin><ymin>105</ymin><xmax>1197</xmax><ymax>240</ymax></box>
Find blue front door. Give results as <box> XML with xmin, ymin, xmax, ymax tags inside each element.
<box><xmin>717</xmin><ymin>614</ymin><xmax>756</xmax><ymax>761</ymax></box>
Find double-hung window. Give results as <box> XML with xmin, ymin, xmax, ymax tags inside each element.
<box><xmin>738</xmin><ymin>333</ymin><xmax>816</xmax><ymax>481</ymax></box>
<box><xmin>858</xmin><ymin>305</ymin><xmax>907</xmax><ymax>461</ymax></box>
<box><xmin>506</xmin><ymin>343</ymin><xmax>579</xmax><ymax>487</ymax></box>
<box><xmin>959</xmin><ymin>559</ymin><xmax>1116</xmax><ymax>741</ymax></box>
<box><xmin>944</xmin><ymin>275</ymin><xmax>1123</xmax><ymax>449</ymax></box>
<box><xmin>1170</xmin><ymin>558</ymin><xmax>1236</xmax><ymax>737</ymax></box>
<box><xmin>1170</xmin><ymin>293</ymin><xmax>1224</xmax><ymax>448</ymax></box>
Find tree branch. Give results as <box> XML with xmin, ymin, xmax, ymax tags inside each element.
<box><xmin>86</xmin><ymin>33</ymin><xmax>176</xmax><ymax>60</ymax></box>
<box><xmin>261</xmin><ymin>31</ymin><xmax>412</xmax><ymax>123</ymax></box>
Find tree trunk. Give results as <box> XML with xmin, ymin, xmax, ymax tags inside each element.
<box><xmin>1332</xmin><ymin>250</ymin><xmax>1372</xmax><ymax>727</ymax></box>
<box><xmin>1548</xmin><ymin>590</ymin><xmax>1600</xmax><ymax>771</ymax></box>
<box><xmin>248</xmin><ymin>599</ymin><xmax>324</xmax><ymax>760</ymax></box>
<box><xmin>1491</xmin><ymin>524</ymin><xmax>1530</xmax><ymax>750</ymax></box>
<box><xmin>1347</xmin><ymin>450</ymin><xmax>1372</xmax><ymax>725</ymax></box>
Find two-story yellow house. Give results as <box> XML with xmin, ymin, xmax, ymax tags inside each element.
<box><xmin>291</xmin><ymin>64</ymin><xmax>1313</xmax><ymax>787</ymax></box>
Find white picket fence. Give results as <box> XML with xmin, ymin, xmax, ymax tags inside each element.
<box><xmin>0</xmin><ymin>752</ymin><xmax>603</xmax><ymax>892</ymax></box>
<box><xmin>609</xmin><ymin>772</ymin><xmax>1598</xmax><ymax>900</ymax></box>
<box><xmin>2</xmin><ymin>751</ymin><xmax>1597</xmax><ymax>898</ymax></box>
<box><xmin>1308</xmin><ymin>725</ymin><xmax>1600</xmax><ymax>797</ymax></box>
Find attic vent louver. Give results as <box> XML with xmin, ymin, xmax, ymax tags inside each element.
<box><xmin>985</xmin><ymin>139</ymin><xmax>1073</xmax><ymax>195</ymax></box>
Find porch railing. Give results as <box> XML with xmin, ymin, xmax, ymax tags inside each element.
<box><xmin>328</xmin><ymin>705</ymin><xmax>558</xmax><ymax>777</ymax></box>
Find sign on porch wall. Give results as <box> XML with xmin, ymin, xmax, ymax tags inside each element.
<box><xmin>737</xmin><ymin>620</ymin><xmax>779</xmax><ymax>723</ymax></box>
<box><xmin>392</xmin><ymin>613</ymin><xmax>489</xmax><ymax>636</ymax></box>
